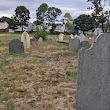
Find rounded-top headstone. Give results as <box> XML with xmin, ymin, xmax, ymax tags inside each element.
<box><xmin>9</xmin><ymin>39</ymin><xmax>24</xmax><ymax>53</ymax></box>
<box><xmin>21</xmin><ymin>31</ymin><xmax>30</xmax><ymax>49</ymax></box>
<box><xmin>58</xmin><ymin>33</ymin><xmax>64</xmax><ymax>41</ymax></box>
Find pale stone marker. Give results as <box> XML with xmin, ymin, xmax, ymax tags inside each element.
<box><xmin>68</xmin><ymin>37</ymin><xmax>80</xmax><ymax>52</ymax></box>
<box><xmin>77</xmin><ymin>33</ymin><xmax>110</xmax><ymax>110</ymax></box>
<box><xmin>74</xmin><ymin>34</ymin><xmax>79</xmax><ymax>38</ymax></box>
<box><xmin>94</xmin><ymin>28</ymin><xmax>102</xmax><ymax>39</ymax></box>
<box><xmin>9</xmin><ymin>39</ymin><xmax>24</xmax><ymax>53</ymax></box>
<box><xmin>58</xmin><ymin>33</ymin><xmax>64</xmax><ymax>41</ymax></box>
<box><xmin>79</xmin><ymin>32</ymin><xmax>85</xmax><ymax>42</ymax></box>
<box><xmin>21</xmin><ymin>31</ymin><xmax>30</xmax><ymax>49</ymax></box>
<box><xmin>38</xmin><ymin>37</ymin><xmax>43</xmax><ymax>43</ymax></box>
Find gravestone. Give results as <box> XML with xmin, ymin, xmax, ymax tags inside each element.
<box><xmin>9</xmin><ymin>39</ymin><xmax>24</xmax><ymax>53</ymax></box>
<box><xmin>30</xmin><ymin>38</ymin><xmax>37</xmax><ymax>45</ymax></box>
<box><xmin>94</xmin><ymin>28</ymin><xmax>102</xmax><ymax>39</ymax></box>
<box><xmin>77</xmin><ymin>33</ymin><xmax>110</xmax><ymax>110</ymax></box>
<box><xmin>38</xmin><ymin>37</ymin><xmax>43</xmax><ymax>43</ymax></box>
<box><xmin>47</xmin><ymin>36</ymin><xmax>52</xmax><ymax>41</ymax></box>
<box><xmin>70</xmin><ymin>34</ymin><xmax>74</xmax><ymax>39</ymax></box>
<box><xmin>21</xmin><ymin>31</ymin><xmax>30</xmax><ymax>49</ymax></box>
<box><xmin>80</xmin><ymin>41</ymin><xmax>91</xmax><ymax>49</ymax></box>
<box><xmin>74</xmin><ymin>34</ymin><xmax>79</xmax><ymax>38</ymax></box>
<box><xmin>58</xmin><ymin>33</ymin><xmax>64</xmax><ymax>41</ymax></box>
<box><xmin>79</xmin><ymin>32</ymin><xmax>85</xmax><ymax>42</ymax></box>
<box><xmin>68</xmin><ymin>37</ymin><xmax>80</xmax><ymax>52</ymax></box>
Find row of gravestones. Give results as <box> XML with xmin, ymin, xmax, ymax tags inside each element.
<box><xmin>68</xmin><ymin>33</ymin><xmax>91</xmax><ymax>52</ymax></box>
<box><xmin>9</xmin><ymin>31</ymin><xmax>43</xmax><ymax>54</ymax></box>
<box><xmin>77</xmin><ymin>33</ymin><xmax>110</xmax><ymax>110</ymax></box>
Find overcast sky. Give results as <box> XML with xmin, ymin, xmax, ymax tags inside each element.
<box><xmin>0</xmin><ymin>0</ymin><xmax>110</xmax><ymax>22</ymax></box>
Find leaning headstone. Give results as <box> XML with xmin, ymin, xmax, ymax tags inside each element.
<box><xmin>79</xmin><ymin>32</ymin><xmax>85</xmax><ymax>42</ymax></box>
<box><xmin>68</xmin><ymin>37</ymin><xmax>80</xmax><ymax>52</ymax></box>
<box><xmin>21</xmin><ymin>31</ymin><xmax>30</xmax><ymax>49</ymax></box>
<box><xmin>94</xmin><ymin>28</ymin><xmax>102</xmax><ymax>39</ymax></box>
<box><xmin>80</xmin><ymin>41</ymin><xmax>91</xmax><ymax>49</ymax></box>
<box><xmin>9</xmin><ymin>39</ymin><xmax>24</xmax><ymax>53</ymax></box>
<box><xmin>38</xmin><ymin>37</ymin><xmax>43</xmax><ymax>43</ymax></box>
<box><xmin>77</xmin><ymin>33</ymin><xmax>110</xmax><ymax>110</ymax></box>
<box><xmin>58</xmin><ymin>33</ymin><xmax>64</xmax><ymax>41</ymax></box>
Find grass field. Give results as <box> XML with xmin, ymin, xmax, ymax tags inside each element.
<box><xmin>0</xmin><ymin>33</ymin><xmax>77</xmax><ymax>110</ymax></box>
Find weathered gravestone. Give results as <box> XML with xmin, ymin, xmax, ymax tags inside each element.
<box><xmin>58</xmin><ymin>33</ymin><xmax>64</xmax><ymax>41</ymax></box>
<box><xmin>80</xmin><ymin>41</ymin><xmax>91</xmax><ymax>49</ymax></box>
<box><xmin>77</xmin><ymin>33</ymin><xmax>110</xmax><ymax>110</ymax></box>
<box><xmin>68</xmin><ymin>37</ymin><xmax>80</xmax><ymax>52</ymax></box>
<box><xmin>79</xmin><ymin>32</ymin><xmax>85</xmax><ymax>42</ymax></box>
<box><xmin>21</xmin><ymin>31</ymin><xmax>30</xmax><ymax>49</ymax></box>
<box><xmin>38</xmin><ymin>37</ymin><xmax>43</xmax><ymax>43</ymax></box>
<box><xmin>47</xmin><ymin>36</ymin><xmax>52</xmax><ymax>41</ymax></box>
<box><xmin>9</xmin><ymin>39</ymin><xmax>24</xmax><ymax>53</ymax></box>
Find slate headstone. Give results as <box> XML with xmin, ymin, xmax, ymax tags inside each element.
<box><xmin>38</xmin><ymin>37</ymin><xmax>43</xmax><ymax>43</ymax></box>
<box><xmin>9</xmin><ymin>39</ymin><xmax>24</xmax><ymax>53</ymax></box>
<box><xmin>80</xmin><ymin>41</ymin><xmax>91</xmax><ymax>49</ymax></box>
<box><xmin>79</xmin><ymin>32</ymin><xmax>85</xmax><ymax>42</ymax></box>
<box><xmin>68</xmin><ymin>37</ymin><xmax>80</xmax><ymax>52</ymax></box>
<box><xmin>21</xmin><ymin>31</ymin><xmax>30</xmax><ymax>49</ymax></box>
<box><xmin>77</xmin><ymin>33</ymin><xmax>110</xmax><ymax>110</ymax></box>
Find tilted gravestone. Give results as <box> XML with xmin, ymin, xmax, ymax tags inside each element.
<box><xmin>79</xmin><ymin>32</ymin><xmax>85</xmax><ymax>42</ymax></box>
<box><xmin>9</xmin><ymin>39</ymin><xmax>24</xmax><ymax>53</ymax></box>
<box><xmin>80</xmin><ymin>41</ymin><xmax>91</xmax><ymax>49</ymax></box>
<box><xmin>38</xmin><ymin>37</ymin><xmax>43</xmax><ymax>43</ymax></box>
<box><xmin>68</xmin><ymin>37</ymin><xmax>80</xmax><ymax>52</ymax></box>
<box><xmin>77</xmin><ymin>33</ymin><xmax>110</xmax><ymax>110</ymax></box>
<box><xmin>21</xmin><ymin>31</ymin><xmax>30</xmax><ymax>49</ymax></box>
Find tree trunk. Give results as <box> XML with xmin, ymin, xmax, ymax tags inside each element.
<box><xmin>101</xmin><ymin>22</ymin><xmax>104</xmax><ymax>32</ymax></box>
<box><xmin>22</xmin><ymin>25</ymin><xmax>23</xmax><ymax>32</ymax></box>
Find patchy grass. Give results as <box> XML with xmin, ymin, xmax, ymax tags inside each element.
<box><xmin>66</xmin><ymin>70</ymin><xmax>77</xmax><ymax>80</ymax></box>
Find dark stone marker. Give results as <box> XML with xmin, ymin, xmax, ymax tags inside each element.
<box><xmin>9</xmin><ymin>39</ymin><xmax>24</xmax><ymax>53</ymax></box>
<box><xmin>77</xmin><ymin>33</ymin><xmax>110</xmax><ymax>110</ymax></box>
<box><xmin>80</xmin><ymin>41</ymin><xmax>91</xmax><ymax>49</ymax></box>
<box><xmin>68</xmin><ymin>37</ymin><xmax>80</xmax><ymax>52</ymax></box>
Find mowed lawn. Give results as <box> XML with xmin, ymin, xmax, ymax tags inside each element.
<box><xmin>0</xmin><ymin>33</ymin><xmax>77</xmax><ymax>110</ymax></box>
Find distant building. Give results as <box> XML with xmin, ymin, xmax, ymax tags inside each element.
<box><xmin>0</xmin><ymin>22</ymin><xmax>9</xmax><ymax>29</ymax></box>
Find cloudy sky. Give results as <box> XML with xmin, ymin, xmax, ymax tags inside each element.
<box><xmin>0</xmin><ymin>0</ymin><xmax>110</xmax><ymax>22</ymax></box>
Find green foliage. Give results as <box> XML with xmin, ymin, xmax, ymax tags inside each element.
<box><xmin>36</xmin><ymin>3</ymin><xmax>62</xmax><ymax>24</ymax></box>
<box><xmin>64</xmin><ymin>12</ymin><xmax>73</xmax><ymax>22</ymax></box>
<box><xmin>74</xmin><ymin>14</ymin><xmax>97</xmax><ymax>33</ymax></box>
<box><xmin>14</xmin><ymin>6</ymin><xmax>30</xmax><ymax>31</ymax></box>
<box><xmin>66</xmin><ymin>70</ymin><xmax>77</xmax><ymax>80</ymax></box>
<box><xmin>34</xmin><ymin>28</ymin><xmax>47</xmax><ymax>40</ymax></box>
<box><xmin>36</xmin><ymin>3</ymin><xmax>48</xmax><ymax>23</ymax></box>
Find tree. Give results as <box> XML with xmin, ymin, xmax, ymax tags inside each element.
<box><xmin>36</xmin><ymin>3</ymin><xmax>48</xmax><ymax>24</ymax></box>
<box><xmin>14</xmin><ymin>6</ymin><xmax>30</xmax><ymax>31</ymax></box>
<box><xmin>47</xmin><ymin>7</ymin><xmax>62</xmax><ymax>23</ymax></box>
<box><xmin>0</xmin><ymin>16</ymin><xmax>17</xmax><ymax>29</ymax></box>
<box><xmin>74</xmin><ymin>14</ymin><xmax>97</xmax><ymax>33</ymax></box>
<box><xmin>64</xmin><ymin>12</ymin><xmax>73</xmax><ymax>22</ymax></box>
<box><xmin>87</xmin><ymin>0</ymin><xmax>110</xmax><ymax>32</ymax></box>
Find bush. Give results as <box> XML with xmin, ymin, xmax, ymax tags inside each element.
<box><xmin>33</xmin><ymin>28</ymin><xmax>47</xmax><ymax>40</ymax></box>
